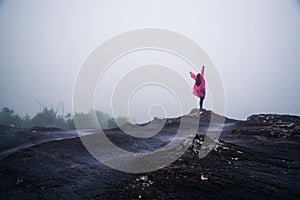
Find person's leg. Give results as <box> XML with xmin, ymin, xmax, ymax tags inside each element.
<box><xmin>199</xmin><ymin>97</ymin><xmax>204</xmax><ymax>110</ymax></box>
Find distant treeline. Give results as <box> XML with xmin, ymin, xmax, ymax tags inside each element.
<box><xmin>0</xmin><ymin>107</ymin><xmax>127</xmax><ymax>130</ymax></box>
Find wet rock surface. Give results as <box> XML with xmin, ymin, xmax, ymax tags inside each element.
<box><xmin>231</xmin><ymin>114</ymin><xmax>300</xmax><ymax>140</ymax></box>
<box><xmin>0</xmin><ymin>111</ymin><xmax>300</xmax><ymax>199</ymax></box>
<box><xmin>102</xmin><ymin>135</ymin><xmax>300</xmax><ymax>199</ymax></box>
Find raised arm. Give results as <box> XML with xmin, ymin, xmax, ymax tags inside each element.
<box><xmin>201</xmin><ymin>66</ymin><xmax>205</xmax><ymax>77</ymax></box>
<box><xmin>190</xmin><ymin>72</ymin><xmax>196</xmax><ymax>80</ymax></box>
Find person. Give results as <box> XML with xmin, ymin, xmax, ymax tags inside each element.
<box><xmin>190</xmin><ymin>66</ymin><xmax>206</xmax><ymax>110</ymax></box>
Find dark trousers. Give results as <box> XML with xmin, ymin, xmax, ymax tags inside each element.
<box><xmin>199</xmin><ymin>97</ymin><xmax>205</xmax><ymax>109</ymax></box>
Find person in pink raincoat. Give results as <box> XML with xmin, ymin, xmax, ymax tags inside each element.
<box><xmin>190</xmin><ymin>66</ymin><xmax>206</xmax><ymax>110</ymax></box>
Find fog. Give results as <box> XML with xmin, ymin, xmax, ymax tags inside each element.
<box><xmin>1</xmin><ymin>0</ymin><xmax>300</xmax><ymax>122</ymax></box>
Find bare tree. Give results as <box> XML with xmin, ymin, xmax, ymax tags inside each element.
<box><xmin>35</xmin><ymin>99</ymin><xmax>47</xmax><ymax>112</ymax></box>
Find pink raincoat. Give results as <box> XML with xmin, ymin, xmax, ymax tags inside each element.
<box><xmin>190</xmin><ymin>68</ymin><xmax>206</xmax><ymax>98</ymax></box>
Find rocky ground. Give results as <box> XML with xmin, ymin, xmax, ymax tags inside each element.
<box><xmin>0</xmin><ymin>110</ymin><xmax>299</xmax><ymax>199</ymax></box>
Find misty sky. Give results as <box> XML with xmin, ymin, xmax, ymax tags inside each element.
<box><xmin>0</xmin><ymin>0</ymin><xmax>300</xmax><ymax>122</ymax></box>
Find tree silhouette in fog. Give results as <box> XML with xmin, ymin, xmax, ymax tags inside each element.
<box><xmin>0</xmin><ymin>106</ymin><xmax>127</xmax><ymax>130</ymax></box>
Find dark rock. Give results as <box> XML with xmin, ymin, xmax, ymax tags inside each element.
<box><xmin>231</xmin><ymin>114</ymin><xmax>300</xmax><ymax>139</ymax></box>
<box><xmin>1</xmin><ymin>111</ymin><xmax>300</xmax><ymax>199</ymax></box>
